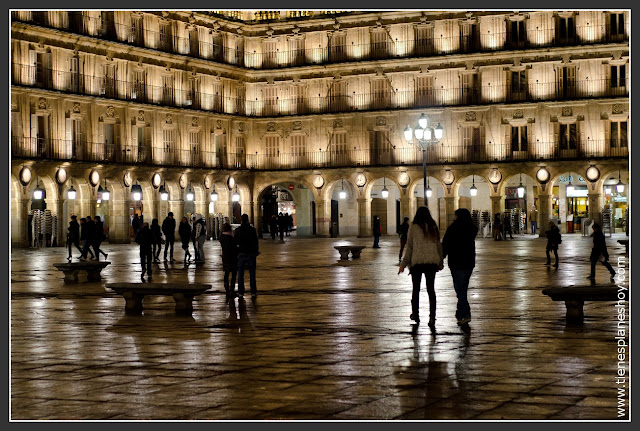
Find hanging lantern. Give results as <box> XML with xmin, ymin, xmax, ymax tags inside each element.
<box><xmin>131</xmin><ymin>183</ymin><xmax>142</xmax><ymax>201</ymax></box>
<box><xmin>381</xmin><ymin>178</ymin><xmax>389</xmax><ymax>199</ymax></box>
<box><xmin>159</xmin><ymin>183</ymin><xmax>169</xmax><ymax>201</ymax></box>
<box><xmin>101</xmin><ymin>180</ymin><xmax>110</xmax><ymax>201</ymax></box>
<box><xmin>339</xmin><ymin>179</ymin><xmax>347</xmax><ymax>200</ymax></box>
<box><xmin>517</xmin><ymin>174</ymin><xmax>525</xmax><ymax>198</ymax></box>
<box><xmin>566</xmin><ymin>180</ymin><xmax>574</xmax><ymax>195</ymax></box>
<box><xmin>616</xmin><ymin>171</ymin><xmax>625</xmax><ymax>193</ymax></box>
<box><xmin>33</xmin><ymin>179</ymin><xmax>44</xmax><ymax>200</ymax></box>
<box><xmin>186</xmin><ymin>183</ymin><xmax>194</xmax><ymax>201</ymax></box>
<box><xmin>67</xmin><ymin>184</ymin><xmax>77</xmax><ymax>200</ymax></box>
<box><xmin>210</xmin><ymin>185</ymin><xmax>218</xmax><ymax>202</ymax></box>
<box><xmin>470</xmin><ymin>175</ymin><xmax>478</xmax><ymax>197</ymax></box>
<box><xmin>232</xmin><ymin>186</ymin><xmax>240</xmax><ymax>202</ymax></box>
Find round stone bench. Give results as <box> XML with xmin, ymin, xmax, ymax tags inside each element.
<box><xmin>53</xmin><ymin>261</ymin><xmax>111</xmax><ymax>283</ymax></box>
<box><xmin>106</xmin><ymin>283</ymin><xmax>212</xmax><ymax>315</ymax></box>
<box><xmin>334</xmin><ymin>245</ymin><xmax>367</xmax><ymax>260</ymax></box>
<box><xmin>542</xmin><ymin>286</ymin><xmax>627</xmax><ymax>323</ymax></box>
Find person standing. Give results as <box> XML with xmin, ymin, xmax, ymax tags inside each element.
<box><xmin>194</xmin><ymin>214</ymin><xmax>207</xmax><ymax>262</ymax></box>
<box><xmin>131</xmin><ymin>213</ymin><xmax>141</xmax><ymax>237</ymax></box>
<box><xmin>545</xmin><ymin>221</ymin><xmax>561</xmax><ymax>267</ymax></box>
<box><xmin>234</xmin><ymin>214</ymin><xmax>259</xmax><ymax>299</ymax></box>
<box><xmin>150</xmin><ymin>218</ymin><xmax>162</xmax><ymax>262</ymax></box>
<box><xmin>191</xmin><ymin>216</ymin><xmax>199</xmax><ymax>262</ymax></box>
<box><xmin>219</xmin><ymin>222</ymin><xmax>237</xmax><ymax>301</ymax></box>
<box><xmin>372</xmin><ymin>215</ymin><xmax>381</xmax><ymax>248</ymax></box>
<box><xmin>162</xmin><ymin>212</ymin><xmax>176</xmax><ymax>262</ymax></box>
<box><xmin>67</xmin><ymin>215</ymin><xmax>82</xmax><ymax>261</ymax></box>
<box><xmin>398</xmin><ymin>206</ymin><xmax>443</xmax><ymax>327</ymax></box>
<box><xmin>529</xmin><ymin>206</ymin><xmax>538</xmax><ymax>235</ymax></box>
<box><xmin>587</xmin><ymin>223</ymin><xmax>616</xmax><ymax>281</ymax></box>
<box><xmin>398</xmin><ymin>217</ymin><xmax>410</xmax><ymax>262</ymax></box>
<box><xmin>493</xmin><ymin>213</ymin><xmax>503</xmax><ymax>241</ymax></box>
<box><xmin>502</xmin><ymin>212</ymin><xmax>513</xmax><ymax>239</ymax></box>
<box><xmin>442</xmin><ymin>208</ymin><xmax>477</xmax><ymax>326</ymax></box>
<box><xmin>269</xmin><ymin>214</ymin><xmax>278</xmax><ymax>240</ymax></box>
<box><xmin>135</xmin><ymin>222</ymin><xmax>154</xmax><ymax>279</ymax></box>
<box><xmin>92</xmin><ymin>216</ymin><xmax>108</xmax><ymax>261</ymax></box>
<box><xmin>278</xmin><ymin>212</ymin><xmax>288</xmax><ymax>241</ymax></box>
<box><xmin>80</xmin><ymin>216</ymin><xmax>96</xmax><ymax>260</ymax></box>
<box><xmin>286</xmin><ymin>213</ymin><xmax>293</xmax><ymax>236</ymax></box>
<box><xmin>178</xmin><ymin>216</ymin><xmax>192</xmax><ymax>262</ymax></box>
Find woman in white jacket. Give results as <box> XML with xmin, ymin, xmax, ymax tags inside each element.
<box><xmin>398</xmin><ymin>206</ymin><xmax>443</xmax><ymax>327</ymax></box>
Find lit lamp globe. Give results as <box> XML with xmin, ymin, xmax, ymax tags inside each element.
<box><xmin>232</xmin><ymin>190</ymin><xmax>240</xmax><ymax>202</ymax></box>
<box><xmin>33</xmin><ymin>183</ymin><xmax>45</xmax><ymax>200</ymax></box>
<box><xmin>517</xmin><ymin>185</ymin><xmax>525</xmax><ymax>198</ymax></box>
<box><xmin>210</xmin><ymin>189</ymin><xmax>218</xmax><ymax>202</ymax></box>
<box><xmin>381</xmin><ymin>186</ymin><xmax>389</xmax><ymax>199</ymax></box>
<box><xmin>186</xmin><ymin>190</ymin><xmax>194</xmax><ymax>201</ymax></box>
<box><xmin>339</xmin><ymin>189</ymin><xmax>347</xmax><ymax>200</ymax></box>
<box><xmin>131</xmin><ymin>184</ymin><xmax>142</xmax><ymax>201</ymax></box>
<box><xmin>566</xmin><ymin>181</ymin><xmax>574</xmax><ymax>195</ymax></box>
<box><xmin>616</xmin><ymin>179</ymin><xmax>625</xmax><ymax>193</ymax></box>
<box><xmin>67</xmin><ymin>185</ymin><xmax>77</xmax><ymax>200</ymax></box>
<box><xmin>470</xmin><ymin>184</ymin><xmax>478</xmax><ymax>197</ymax></box>
<box><xmin>159</xmin><ymin>185</ymin><xmax>169</xmax><ymax>201</ymax></box>
<box><xmin>426</xmin><ymin>186</ymin><xmax>432</xmax><ymax>198</ymax></box>
<box><xmin>102</xmin><ymin>186</ymin><xmax>110</xmax><ymax>201</ymax></box>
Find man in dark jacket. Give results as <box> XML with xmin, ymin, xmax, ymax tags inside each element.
<box><xmin>398</xmin><ymin>217</ymin><xmax>410</xmax><ymax>262</ymax></box>
<box><xmin>234</xmin><ymin>214</ymin><xmax>259</xmax><ymax>298</ymax></box>
<box><xmin>162</xmin><ymin>212</ymin><xmax>176</xmax><ymax>261</ymax></box>
<box><xmin>67</xmin><ymin>215</ymin><xmax>82</xmax><ymax>261</ymax></box>
<box><xmin>442</xmin><ymin>208</ymin><xmax>478</xmax><ymax>326</ymax></box>
<box><xmin>135</xmin><ymin>222</ymin><xmax>154</xmax><ymax>279</ymax></box>
<box><xmin>131</xmin><ymin>213</ymin><xmax>141</xmax><ymax>236</ymax></box>
<box><xmin>92</xmin><ymin>216</ymin><xmax>108</xmax><ymax>261</ymax></box>
<box><xmin>278</xmin><ymin>212</ymin><xmax>288</xmax><ymax>241</ymax></box>
<box><xmin>80</xmin><ymin>217</ymin><xmax>96</xmax><ymax>260</ymax></box>
<box><xmin>372</xmin><ymin>216</ymin><xmax>381</xmax><ymax>248</ymax></box>
<box><xmin>587</xmin><ymin>223</ymin><xmax>616</xmax><ymax>281</ymax></box>
<box><xmin>269</xmin><ymin>215</ymin><xmax>278</xmax><ymax>240</ymax></box>
<box><xmin>219</xmin><ymin>223</ymin><xmax>237</xmax><ymax>301</ymax></box>
<box><xmin>545</xmin><ymin>221</ymin><xmax>561</xmax><ymax>267</ymax></box>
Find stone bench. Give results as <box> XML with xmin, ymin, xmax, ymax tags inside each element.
<box><xmin>334</xmin><ymin>245</ymin><xmax>367</xmax><ymax>260</ymax></box>
<box><xmin>105</xmin><ymin>283</ymin><xmax>212</xmax><ymax>315</ymax></box>
<box><xmin>618</xmin><ymin>239</ymin><xmax>629</xmax><ymax>254</ymax></box>
<box><xmin>53</xmin><ymin>261</ymin><xmax>111</xmax><ymax>283</ymax></box>
<box><xmin>542</xmin><ymin>286</ymin><xmax>627</xmax><ymax>323</ymax></box>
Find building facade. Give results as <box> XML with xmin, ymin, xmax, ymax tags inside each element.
<box><xmin>10</xmin><ymin>10</ymin><xmax>629</xmax><ymax>247</ymax></box>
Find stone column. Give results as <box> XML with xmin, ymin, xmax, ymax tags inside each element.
<box><xmin>588</xmin><ymin>192</ymin><xmax>602</xmax><ymax>225</ymax></box>
<box><xmin>152</xmin><ymin>190</ymin><xmax>160</xmax><ymax>221</ymax></box>
<box><xmin>537</xmin><ymin>193</ymin><xmax>552</xmax><ymax>238</ymax></box>
<box><xmin>356</xmin><ymin>197</ymin><xmax>371</xmax><ymax>237</ymax></box>
<box><xmin>110</xmin><ymin>198</ymin><xmax>130</xmax><ymax>243</ymax></box>
<box><xmin>443</xmin><ymin>196</ymin><xmax>458</xmax><ymax>231</ymax></box>
<box><xmin>490</xmin><ymin>195</ymin><xmax>503</xmax><ymax>217</ymax></box>
<box><xmin>399</xmin><ymin>195</ymin><xmax>411</xmax><ymax>221</ymax></box>
<box><xmin>54</xmin><ymin>196</ymin><xmax>64</xmax><ymax>247</ymax></box>
<box><xmin>314</xmin><ymin>199</ymin><xmax>330</xmax><ymax>237</ymax></box>
<box><xmin>172</xmin><ymin>199</ymin><xmax>185</xmax><ymax>224</ymax></box>
<box><xmin>252</xmin><ymin>200</ymin><xmax>260</xmax><ymax>229</ymax></box>
<box><xmin>18</xmin><ymin>197</ymin><xmax>30</xmax><ymax>247</ymax></box>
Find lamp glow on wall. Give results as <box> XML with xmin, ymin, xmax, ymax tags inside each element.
<box><xmin>131</xmin><ymin>183</ymin><xmax>142</xmax><ymax>201</ymax></box>
<box><xmin>426</xmin><ymin>177</ymin><xmax>432</xmax><ymax>198</ymax></box>
<box><xmin>470</xmin><ymin>175</ymin><xmax>478</xmax><ymax>197</ymax></box>
<box><xmin>381</xmin><ymin>178</ymin><xmax>389</xmax><ymax>199</ymax></box>
<box><xmin>616</xmin><ymin>171</ymin><xmax>625</xmax><ymax>193</ymax></box>
<box><xmin>517</xmin><ymin>174</ymin><xmax>525</xmax><ymax>198</ymax></box>
<box><xmin>186</xmin><ymin>184</ymin><xmax>195</xmax><ymax>201</ymax></box>
<box><xmin>210</xmin><ymin>185</ymin><xmax>218</xmax><ymax>201</ymax></box>
<box><xmin>339</xmin><ymin>179</ymin><xmax>347</xmax><ymax>200</ymax></box>
<box><xmin>68</xmin><ymin>180</ymin><xmax>77</xmax><ymax>200</ymax></box>
<box><xmin>32</xmin><ymin>178</ymin><xmax>44</xmax><ymax>200</ymax></box>
<box><xmin>159</xmin><ymin>182</ymin><xmax>169</xmax><ymax>201</ymax></box>
<box><xmin>232</xmin><ymin>185</ymin><xmax>240</xmax><ymax>202</ymax></box>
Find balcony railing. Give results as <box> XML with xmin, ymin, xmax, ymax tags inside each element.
<box><xmin>12</xmin><ymin>12</ymin><xmax>628</xmax><ymax>70</ymax></box>
<box><xmin>11</xmin><ymin>137</ymin><xmax>628</xmax><ymax>170</ymax></box>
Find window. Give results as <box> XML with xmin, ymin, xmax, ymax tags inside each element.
<box><xmin>557</xmin><ymin>66</ymin><xmax>576</xmax><ymax>99</ymax></box>
<box><xmin>459</xmin><ymin>22</ymin><xmax>479</xmax><ymax>53</ymax></box>
<box><xmin>331</xmin><ymin>131</ymin><xmax>349</xmax><ymax>165</ymax></box>
<box><xmin>102</xmin><ymin>64</ymin><xmax>115</xmax><ymax>97</ymax></box>
<box><xmin>369</xmin><ymin>130</ymin><xmax>392</xmax><ymax>165</ymax></box>
<box><xmin>509</xmin><ymin>70</ymin><xmax>527</xmax><ymax>101</ymax></box>
<box><xmin>69</xmin><ymin>56</ymin><xmax>82</xmax><ymax>92</ymax></box>
<box><xmin>211</xmin><ymin>81</ymin><xmax>221</xmax><ymax>112</ymax></box>
<box><xmin>461</xmin><ymin>73</ymin><xmax>478</xmax><ymax>104</ymax></box>
<box><xmin>329</xmin><ymin>81</ymin><xmax>348</xmax><ymax>112</ymax></box>
<box><xmin>66</xmin><ymin>118</ymin><xmax>85</xmax><ymax>159</ymax></box>
<box><xmin>608</xmin><ymin>12</ymin><xmax>625</xmax><ymax>41</ymax></box>
<box><xmin>69</xmin><ymin>11</ymin><xmax>84</xmax><ymax>33</ymax></box>
<box><xmin>162</xmin><ymin>129</ymin><xmax>175</xmax><ymax>163</ymax></box>
<box><xmin>555</xmin><ymin>15</ymin><xmax>575</xmax><ymax>44</ymax></box>
<box><xmin>289</xmin><ymin>37</ymin><xmax>304</xmax><ymax>66</ymax></box>
<box><xmin>265</xmin><ymin>136</ymin><xmax>279</xmax><ymax>157</ymax></box>
<box><xmin>508</xmin><ymin>20</ymin><xmax>526</xmax><ymax>48</ymax></box>
<box><xmin>263</xmin><ymin>40</ymin><xmax>278</xmax><ymax>68</ymax></box>
<box><xmin>415</xmin><ymin>26</ymin><xmax>434</xmax><ymax>56</ymax></box>
<box><xmin>132</xmin><ymin>70</ymin><xmax>146</xmax><ymax>102</ymax></box>
<box><xmin>100</xmin><ymin>12</ymin><xmax>115</xmax><ymax>39</ymax></box>
<box><xmin>559</xmin><ymin>123</ymin><xmax>578</xmax><ymax>150</ymax></box>
<box><xmin>290</xmin><ymin>85</ymin><xmax>304</xmax><ymax>114</ymax></box>
<box><xmin>188</xmin><ymin>131</ymin><xmax>201</xmax><ymax>165</ymax></box>
<box><xmin>462</xmin><ymin>125</ymin><xmax>484</xmax><ymax>161</ymax></box>
<box><xmin>372</xmin><ymin>79</ymin><xmax>391</xmax><ymax>109</ymax></box>
<box><xmin>189</xmin><ymin>28</ymin><xmax>199</xmax><ymax>57</ymax></box>
<box><xmin>415</xmin><ymin>75</ymin><xmax>434</xmax><ymax>106</ymax></box>
<box><xmin>610</xmin><ymin>64</ymin><xmax>626</xmax><ymax>89</ymax></box>
<box><xmin>162</xmin><ymin>75</ymin><xmax>174</xmax><ymax>104</ymax></box>
<box><xmin>35</xmin><ymin>52</ymin><xmax>52</xmax><ymax>88</ymax></box>
<box><xmin>159</xmin><ymin>22</ymin><xmax>172</xmax><ymax>51</ymax></box>
<box><xmin>264</xmin><ymin>86</ymin><xmax>278</xmax><ymax>116</ymax></box>
<box><xmin>511</xmin><ymin>125</ymin><xmax>528</xmax><ymax>152</ymax></box>
<box><xmin>130</xmin><ymin>16</ymin><xmax>143</xmax><ymax>46</ymax></box>
<box><xmin>330</xmin><ymin>32</ymin><xmax>346</xmax><ymax>62</ymax></box>
<box><xmin>187</xmin><ymin>78</ymin><xmax>200</xmax><ymax>109</ymax></box>
<box><xmin>235</xmin><ymin>136</ymin><xmax>246</xmax><ymax>168</ymax></box>
<box><xmin>370</xmin><ymin>30</ymin><xmax>388</xmax><ymax>59</ymax></box>
<box><xmin>291</xmin><ymin>135</ymin><xmax>306</xmax><ymax>157</ymax></box>
<box><xmin>609</xmin><ymin>121</ymin><xmax>627</xmax><ymax>148</ymax></box>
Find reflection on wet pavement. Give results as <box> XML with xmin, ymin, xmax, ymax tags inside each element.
<box><xmin>11</xmin><ymin>233</ymin><xmax>630</xmax><ymax>420</ymax></box>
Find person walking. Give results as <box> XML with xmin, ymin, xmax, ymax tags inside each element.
<box><xmin>442</xmin><ymin>208</ymin><xmax>477</xmax><ymax>326</ymax></box>
<box><xmin>67</xmin><ymin>215</ymin><xmax>82</xmax><ymax>261</ymax></box>
<box><xmin>135</xmin><ymin>222</ymin><xmax>154</xmax><ymax>280</ymax></box>
<box><xmin>219</xmin><ymin>222</ymin><xmax>237</xmax><ymax>301</ymax></box>
<box><xmin>150</xmin><ymin>218</ymin><xmax>162</xmax><ymax>262</ymax></box>
<box><xmin>178</xmin><ymin>216</ymin><xmax>192</xmax><ymax>263</ymax></box>
<box><xmin>194</xmin><ymin>214</ymin><xmax>207</xmax><ymax>262</ymax></box>
<box><xmin>278</xmin><ymin>212</ymin><xmax>288</xmax><ymax>241</ymax></box>
<box><xmin>162</xmin><ymin>212</ymin><xmax>176</xmax><ymax>262</ymax></box>
<box><xmin>398</xmin><ymin>206</ymin><xmax>443</xmax><ymax>327</ymax></box>
<box><xmin>80</xmin><ymin>216</ymin><xmax>96</xmax><ymax>260</ymax></box>
<box><xmin>587</xmin><ymin>223</ymin><xmax>616</xmax><ymax>281</ymax></box>
<box><xmin>502</xmin><ymin>212</ymin><xmax>513</xmax><ymax>239</ymax></box>
<box><xmin>493</xmin><ymin>213</ymin><xmax>503</xmax><ymax>240</ymax></box>
<box><xmin>286</xmin><ymin>213</ymin><xmax>293</xmax><ymax>236</ymax></box>
<box><xmin>131</xmin><ymin>213</ymin><xmax>141</xmax><ymax>237</ymax></box>
<box><xmin>372</xmin><ymin>215</ymin><xmax>381</xmax><ymax>248</ymax></box>
<box><xmin>92</xmin><ymin>216</ymin><xmax>108</xmax><ymax>261</ymax></box>
<box><xmin>269</xmin><ymin>214</ymin><xmax>278</xmax><ymax>240</ymax></box>
<box><xmin>398</xmin><ymin>217</ymin><xmax>410</xmax><ymax>262</ymax></box>
<box><xmin>545</xmin><ymin>221</ymin><xmax>561</xmax><ymax>267</ymax></box>
<box><xmin>234</xmin><ymin>214</ymin><xmax>259</xmax><ymax>299</ymax></box>
<box><xmin>191</xmin><ymin>216</ymin><xmax>200</xmax><ymax>262</ymax></box>
<box><xmin>529</xmin><ymin>206</ymin><xmax>538</xmax><ymax>235</ymax></box>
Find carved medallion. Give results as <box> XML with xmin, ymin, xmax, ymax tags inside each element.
<box><xmin>293</xmin><ymin>121</ymin><xmax>302</xmax><ymax>131</ymax></box>
<box><xmin>333</xmin><ymin>119</ymin><xmax>343</xmax><ymax>129</ymax></box>
<box><xmin>267</xmin><ymin>122</ymin><xmax>276</xmax><ymax>132</ymax></box>
<box><xmin>562</xmin><ymin>107</ymin><xmax>572</xmax><ymax>117</ymax></box>
<box><xmin>73</xmin><ymin>103</ymin><xmax>81</xmax><ymax>114</ymax></box>
<box><xmin>165</xmin><ymin>114</ymin><xmax>172</xmax><ymax>124</ymax></box>
<box><xmin>238</xmin><ymin>122</ymin><xmax>245</xmax><ymax>132</ymax></box>
<box><xmin>137</xmin><ymin>110</ymin><xmax>145</xmax><ymax>122</ymax></box>
<box><xmin>376</xmin><ymin>116</ymin><xmax>386</xmax><ymax>126</ymax></box>
<box><xmin>513</xmin><ymin>109</ymin><xmax>523</xmax><ymax>119</ymax></box>
<box><xmin>465</xmin><ymin>112</ymin><xmax>476</xmax><ymax>122</ymax></box>
<box><xmin>192</xmin><ymin>117</ymin><xmax>199</xmax><ymax>127</ymax></box>
<box><xmin>216</xmin><ymin>120</ymin><xmax>222</xmax><ymax>129</ymax></box>
<box><xmin>38</xmin><ymin>98</ymin><xmax>47</xmax><ymax>109</ymax></box>
<box><xmin>613</xmin><ymin>104</ymin><xmax>623</xmax><ymax>114</ymax></box>
<box><xmin>106</xmin><ymin>106</ymin><xmax>115</xmax><ymax>118</ymax></box>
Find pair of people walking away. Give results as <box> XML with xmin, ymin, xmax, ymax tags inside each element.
<box><xmin>219</xmin><ymin>223</ymin><xmax>237</xmax><ymax>301</ymax></box>
<box><xmin>545</xmin><ymin>221</ymin><xmax>561</xmax><ymax>267</ymax></box>
<box><xmin>587</xmin><ymin>222</ymin><xmax>616</xmax><ymax>281</ymax></box>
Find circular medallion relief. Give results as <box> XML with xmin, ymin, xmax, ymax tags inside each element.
<box><xmin>89</xmin><ymin>170</ymin><xmax>100</xmax><ymax>187</ymax></box>
<box><xmin>312</xmin><ymin>175</ymin><xmax>324</xmax><ymax>188</ymax></box>
<box><xmin>355</xmin><ymin>173</ymin><xmax>367</xmax><ymax>187</ymax></box>
<box><xmin>442</xmin><ymin>170</ymin><xmax>454</xmax><ymax>185</ymax></box>
<box><xmin>55</xmin><ymin>168</ymin><xmax>67</xmax><ymax>184</ymax></box>
<box><xmin>19</xmin><ymin>166</ymin><xmax>32</xmax><ymax>186</ymax></box>
<box><xmin>179</xmin><ymin>174</ymin><xmax>188</xmax><ymax>189</ymax></box>
<box><xmin>585</xmin><ymin>166</ymin><xmax>600</xmax><ymax>182</ymax></box>
<box><xmin>204</xmin><ymin>175</ymin><xmax>212</xmax><ymax>190</ymax></box>
<box><xmin>151</xmin><ymin>173</ymin><xmax>161</xmax><ymax>189</ymax></box>
<box><xmin>398</xmin><ymin>172</ymin><xmax>410</xmax><ymax>187</ymax></box>
<box><xmin>123</xmin><ymin>172</ymin><xmax>132</xmax><ymax>187</ymax></box>
<box><xmin>227</xmin><ymin>176</ymin><xmax>235</xmax><ymax>190</ymax></box>
<box><xmin>536</xmin><ymin>167</ymin><xmax>550</xmax><ymax>184</ymax></box>
<box><xmin>488</xmin><ymin>169</ymin><xmax>502</xmax><ymax>184</ymax></box>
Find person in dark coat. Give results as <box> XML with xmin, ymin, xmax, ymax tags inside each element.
<box><xmin>80</xmin><ymin>216</ymin><xmax>96</xmax><ymax>260</ymax></box>
<box><xmin>286</xmin><ymin>213</ymin><xmax>293</xmax><ymax>236</ymax></box>
<box><xmin>135</xmin><ymin>222</ymin><xmax>154</xmax><ymax>279</ymax></box>
<box><xmin>191</xmin><ymin>216</ymin><xmax>200</xmax><ymax>261</ymax></box>
<box><xmin>150</xmin><ymin>218</ymin><xmax>162</xmax><ymax>262</ymax></box>
<box><xmin>178</xmin><ymin>217</ymin><xmax>192</xmax><ymax>263</ymax></box>
<box><xmin>162</xmin><ymin>212</ymin><xmax>176</xmax><ymax>261</ymax></box>
<box><xmin>372</xmin><ymin>216</ymin><xmax>381</xmax><ymax>248</ymax></box>
<box><xmin>234</xmin><ymin>214</ymin><xmax>259</xmax><ymax>298</ymax></box>
<box><xmin>219</xmin><ymin>222</ymin><xmax>237</xmax><ymax>301</ymax></box>
<box><xmin>398</xmin><ymin>217</ymin><xmax>410</xmax><ymax>262</ymax></box>
<box><xmin>269</xmin><ymin>215</ymin><xmax>278</xmax><ymax>240</ymax></box>
<box><xmin>587</xmin><ymin>223</ymin><xmax>616</xmax><ymax>280</ymax></box>
<box><xmin>278</xmin><ymin>212</ymin><xmax>288</xmax><ymax>241</ymax></box>
<box><xmin>131</xmin><ymin>213</ymin><xmax>141</xmax><ymax>236</ymax></box>
<box><xmin>67</xmin><ymin>215</ymin><xmax>82</xmax><ymax>261</ymax></box>
<box><xmin>502</xmin><ymin>213</ymin><xmax>513</xmax><ymax>239</ymax></box>
<box><xmin>442</xmin><ymin>208</ymin><xmax>478</xmax><ymax>326</ymax></box>
<box><xmin>545</xmin><ymin>221</ymin><xmax>561</xmax><ymax>267</ymax></box>
<box><xmin>493</xmin><ymin>213</ymin><xmax>503</xmax><ymax>240</ymax></box>
<box><xmin>92</xmin><ymin>216</ymin><xmax>108</xmax><ymax>261</ymax></box>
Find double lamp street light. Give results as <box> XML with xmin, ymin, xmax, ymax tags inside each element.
<box><xmin>403</xmin><ymin>114</ymin><xmax>444</xmax><ymax>206</ymax></box>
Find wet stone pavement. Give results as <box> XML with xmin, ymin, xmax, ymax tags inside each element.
<box><xmin>10</xmin><ymin>233</ymin><xmax>630</xmax><ymax>420</ymax></box>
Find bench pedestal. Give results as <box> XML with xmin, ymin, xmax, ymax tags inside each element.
<box><xmin>542</xmin><ymin>286</ymin><xmax>626</xmax><ymax>324</ymax></box>
<box><xmin>336</xmin><ymin>249</ymin><xmax>350</xmax><ymax>260</ymax></box>
<box><xmin>107</xmin><ymin>283</ymin><xmax>211</xmax><ymax>316</ymax></box>
<box><xmin>334</xmin><ymin>246</ymin><xmax>367</xmax><ymax>260</ymax></box>
<box><xmin>54</xmin><ymin>262</ymin><xmax>111</xmax><ymax>283</ymax></box>
<box><xmin>564</xmin><ymin>299</ymin><xmax>585</xmax><ymax>323</ymax></box>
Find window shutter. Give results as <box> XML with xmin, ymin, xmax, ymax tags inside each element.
<box><xmin>28</xmin><ymin>50</ymin><xmax>36</xmax><ymax>83</ymax></box>
<box><xmin>65</xmin><ymin>117</ymin><xmax>72</xmax><ymax>156</ymax></box>
<box><xmin>114</xmin><ymin>123</ymin><xmax>121</xmax><ymax>147</ymax></box>
<box><xmin>131</xmin><ymin>125</ymin><xmax>137</xmax><ymax>148</ymax></box>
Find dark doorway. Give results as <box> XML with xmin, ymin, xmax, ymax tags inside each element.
<box><xmin>260</xmin><ymin>187</ymin><xmax>278</xmax><ymax>235</ymax></box>
<box><xmin>330</xmin><ymin>199</ymin><xmax>339</xmax><ymax>238</ymax></box>
<box><xmin>232</xmin><ymin>202</ymin><xmax>241</xmax><ymax>224</ymax></box>
<box><xmin>396</xmin><ymin>199</ymin><xmax>401</xmax><ymax>234</ymax></box>
<box><xmin>311</xmin><ymin>201</ymin><xmax>316</xmax><ymax>235</ymax></box>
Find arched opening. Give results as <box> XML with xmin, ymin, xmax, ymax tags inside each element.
<box><xmin>258</xmin><ymin>181</ymin><xmax>315</xmax><ymax>237</ymax></box>
<box><xmin>410</xmin><ymin>176</ymin><xmax>445</xmax><ymax>230</ymax></box>
<box><xmin>551</xmin><ymin>171</ymin><xmax>588</xmax><ymax>234</ymax></box>
<box><xmin>457</xmin><ymin>175</ymin><xmax>492</xmax><ymax>235</ymax></box>
<box><xmin>329</xmin><ymin>179</ymin><xmax>358</xmax><ymax>237</ymax></box>
<box><xmin>27</xmin><ymin>175</ymin><xmax>57</xmax><ymax>247</ymax></box>
<box><xmin>501</xmin><ymin>173</ymin><xmax>538</xmax><ymax>235</ymax></box>
<box><xmin>602</xmin><ymin>169</ymin><xmax>628</xmax><ymax>234</ymax></box>
<box><xmin>369</xmin><ymin>177</ymin><xmax>401</xmax><ymax>236</ymax></box>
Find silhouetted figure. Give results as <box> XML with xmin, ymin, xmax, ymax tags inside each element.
<box><xmin>92</xmin><ymin>216</ymin><xmax>108</xmax><ymax>261</ymax></box>
<box><xmin>587</xmin><ymin>223</ymin><xmax>616</xmax><ymax>281</ymax></box>
<box><xmin>399</xmin><ymin>206</ymin><xmax>443</xmax><ymax>328</ymax></box>
<box><xmin>529</xmin><ymin>206</ymin><xmax>538</xmax><ymax>235</ymax></box>
<box><xmin>545</xmin><ymin>221</ymin><xmax>561</xmax><ymax>267</ymax></box>
<box><xmin>131</xmin><ymin>213</ymin><xmax>141</xmax><ymax>236</ymax></box>
<box><xmin>179</xmin><ymin>217</ymin><xmax>192</xmax><ymax>262</ymax></box>
<box><xmin>219</xmin><ymin>222</ymin><xmax>237</xmax><ymax>301</ymax></box>
<box><xmin>162</xmin><ymin>212</ymin><xmax>176</xmax><ymax>261</ymax></box>
<box><xmin>502</xmin><ymin>213</ymin><xmax>513</xmax><ymax>239</ymax></box>
<box><xmin>234</xmin><ymin>214</ymin><xmax>259</xmax><ymax>298</ymax></box>
<box><xmin>194</xmin><ymin>214</ymin><xmax>207</xmax><ymax>262</ymax></box>
<box><xmin>150</xmin><ymin>218</ymin><xmax>162</xmax><ymax>262</ymax></box>
<box><xmin>80</xmin><ymin>216</ymin><xmax>96</xmax><ymax>260</ymax></box>
<box><xmin>442</xmin><ymin>208</ymin><xmax>477</xmax><ymax>326</ymax></box>
<box><xmin>269</xmin><ymin>215</ymin><xmax>278</xmax><ymax>240</ymax></box>
<box><xmin>278</xmin><ymin>212</ymin><xmax>287</xmax><ymax>241</ymax></box>
<box><xmin>372</xmin><ymin>216</ymin><xmax>381</xmax><ymax>248</ymax></box>
<box><xmin>135</xmin><ymin>222</ymin><xmax>153</xmax><ymax>279</ymax></box>
<box><xmin>67</xmin><ymin>215</ymin><xmax>82</xmax><ymax>261</ymax></box>
<box><xmin>399</xmin><ymin>217</ymin><xmax>410</xmax><ymax>262</ymax></box>
<box><xmin>191</xmin><ymin>216</ymin><xmax>199</xmax><ymax>262</ymax></box>
<box><xmin>493</xmin><ymin>213</ymin><xmax>503</xmax><ymax>240</ymax></box>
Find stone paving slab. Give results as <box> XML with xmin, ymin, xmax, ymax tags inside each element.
<box><xmin>10</xmin><ymin>233</ymin><xmax>631</xmax><ymax>420</ymax></box>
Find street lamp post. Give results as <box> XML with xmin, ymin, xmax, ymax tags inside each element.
<box><xmin>403</xmin><ymin>113</ymin><xmax>443</xmax><ymax>206</ymax></box>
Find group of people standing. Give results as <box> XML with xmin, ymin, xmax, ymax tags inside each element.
<box><xmin>268</xmin><ymin>212</ymin><xmax>293</xmax><ymax>240</ymax></box>
<box><xmin>66</xmin><ymin>215</ymin><xmax>108</xmax><ymax>262</ymax></box>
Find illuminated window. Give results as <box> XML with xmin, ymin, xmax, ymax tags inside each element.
<box><xmin>609</xmin><ymin>121</ymin><xmax>628</xmax><ymax>148</ymax></box>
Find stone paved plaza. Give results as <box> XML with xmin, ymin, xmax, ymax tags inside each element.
<box><xmin>10</xmin><ymin>232</ymin><xmax>630</xmax><ymax>420</ymax></box>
